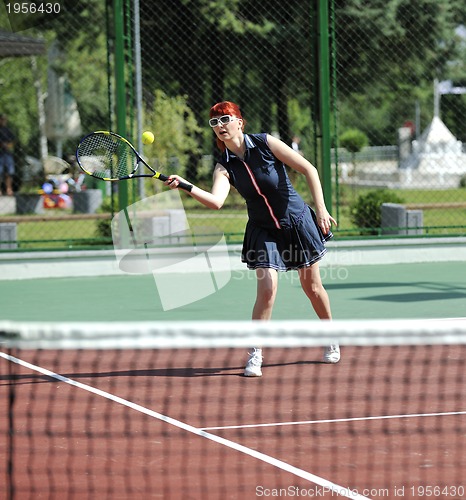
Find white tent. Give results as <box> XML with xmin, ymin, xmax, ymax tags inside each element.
<box><xmin>401</xmin><ymin>116</ymin><xmax>466</xmax><ymax>187</ymax></box>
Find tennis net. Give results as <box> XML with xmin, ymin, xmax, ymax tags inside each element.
<box><xmin>1</xmin><ymin>319</ymin><xmax>466</xmax><ymax>500</ymax></box>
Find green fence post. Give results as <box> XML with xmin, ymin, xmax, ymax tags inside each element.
<box><xmin>113</xmin><ymin>0</ymin><xmax>128</xmax><ymax>211</ymax></box>
<box><xmin>317</xmin><ymin>0</ymin><xmax>332</xmax><ymax>211</ymax></box>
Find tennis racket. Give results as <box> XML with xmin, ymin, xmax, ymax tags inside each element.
<box><xmin>75</xmin><ymin>131</ymin><xmax>193</xmax><ymax>192</ymax></box>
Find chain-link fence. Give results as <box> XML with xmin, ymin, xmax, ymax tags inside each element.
<box><xmin>333</xmin><ymin>0</ymin><xmax>466</xmax><ymax>237</ymax></box>
<box><xmin>0</xmin><ymin>0</ymin><xmax>465</xmax><ymax>251</ymax></box>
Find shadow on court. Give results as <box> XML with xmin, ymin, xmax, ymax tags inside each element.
<box><xmin>0</xmin><ymin>359</ymin><xmax>329</xmax><ymax>385</ymax></box>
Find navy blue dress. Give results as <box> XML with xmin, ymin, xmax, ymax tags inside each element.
<box><xmin>219</xmin><ymin>133</ymin><xmax>332</xmax><ymax>271</ymax></box>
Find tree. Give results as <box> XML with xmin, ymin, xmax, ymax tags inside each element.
<box><xmin>334</xmin><ymin>0</ymin><xmax>465</xmax><ymax>144</ymax></box>
<box><xmin>339</xmin><ymin>128</ymin><xmax>368</xmax><ymax>179</ymax></box>
<box><xmin>143</xmin><ymin>90</ymin><xmax>202</xmax><ymax>194</ymax></box>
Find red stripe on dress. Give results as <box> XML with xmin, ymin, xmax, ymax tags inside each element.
<box><xmin>242</xmin><ymin>161</ymin><xmax>281</xmax><ymax>229</ymax></box>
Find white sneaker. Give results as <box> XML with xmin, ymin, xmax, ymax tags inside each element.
<box><xmin>244</xmin><ymin>348</ymin><xmax>263</xmax><ymax>377</ymax></box>
<box><xmin>323</xmin><ymin>344</ymin><xmax>340</xmax><ymax>363</ymax></box>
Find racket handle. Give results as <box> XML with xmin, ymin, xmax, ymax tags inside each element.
<box><xmin>178</xmin><ymin>180</ymin><xmax>193</xmax><ymax>192</ymax></box>
<box><xmin>157</xmin><ymin>173</ymin><xmax>193</xmax><ymax>192</ymax></box>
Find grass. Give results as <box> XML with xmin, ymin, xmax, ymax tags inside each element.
<box><xmin>5</xmin><ymin>184</ymin><xmax>466</xmax><ymax>250</ymax></box>
<box><xmin>333</xmin><ymin>185</ymin><xmax>466</xmax><ymax>237</ymax></box>
<box><xmin>11</xmin><ymin>210</ymin><xmax>246</xmax><ymax>249</ymax></box>
<box><xmin>16</xmin><ymin>219</ymin><xmax>108</xmax><ymax>249</ymax></box>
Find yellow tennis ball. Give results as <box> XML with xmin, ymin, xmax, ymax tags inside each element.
<box><xmin>142</xmin><ymin>131</ymin><xmax>154</xmax><ymax>145</ymax></box>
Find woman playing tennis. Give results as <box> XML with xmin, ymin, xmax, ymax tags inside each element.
<box><xmin>166</xmin><ymin>101</ymin><xmax>340</xmax><ymax>376</ymax></box>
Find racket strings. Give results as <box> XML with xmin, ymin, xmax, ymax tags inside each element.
<box><xmin>77</xmin><ymin>134</ymin><xmax>138</xmax><ymax>179</ymax></box>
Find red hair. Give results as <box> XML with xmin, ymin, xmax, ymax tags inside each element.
<box><xmin>210</xmin><ymin>101</ymin><xmax>246</xmax><ymax>152</ymax></box>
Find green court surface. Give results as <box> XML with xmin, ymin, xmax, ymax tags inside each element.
<box><xmin>1</xmin><ymin>261</ymin><xmax>465</xmax><ymax>322</ymax></box>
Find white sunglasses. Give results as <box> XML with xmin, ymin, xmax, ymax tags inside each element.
<box><xmin>209</xmin><ymin>115</ymin><xmax>238</xmax><ymax>127</ymax></box>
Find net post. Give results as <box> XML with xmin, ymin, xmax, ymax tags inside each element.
<box><xmin>7</xmin><ymin>347</ymin><xmax>15</xmax><ymax>500</ymax></box>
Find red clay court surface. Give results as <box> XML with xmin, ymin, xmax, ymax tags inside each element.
<box><xmin>1</xmin><ymin>343</ymin><xmax>465</xmax><ymax>499</ymax></box>
<box><xmin>1</xmin><ymin>261</ymin><xmax>466</xmax><ymax>498</ymax></box>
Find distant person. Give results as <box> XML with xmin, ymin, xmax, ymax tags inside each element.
<box><xmin>0</xmin><ymin>114</ymin><xmax>16</xmax><ymax>196</ymax></box>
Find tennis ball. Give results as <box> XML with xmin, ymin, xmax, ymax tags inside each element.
<box><xmin>142</xmin><ymin>131</ymin><xmax>155</xmax><ymax>145</ymax></box>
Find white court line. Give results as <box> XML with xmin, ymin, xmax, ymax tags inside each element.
<box><xmin>200</xmin><ymin>410</ymin><xmax>466</xmax><ymax>431</ymax></box>
<box><xmin>0</xmin><ymin>351</ymin><xmax>369</xmax><ymax>500</ymax></box>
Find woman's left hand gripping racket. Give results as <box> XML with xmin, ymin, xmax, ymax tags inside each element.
<box><xmin>75</xmin><ymin>131</ymin><xmax>193</xmax><ymax>191</ymax></box>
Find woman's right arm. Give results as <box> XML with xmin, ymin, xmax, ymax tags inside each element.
<box><xmin>165</xmin><ymin>163</ymin><xmax>231</xmax><ymax>210</ymax></box>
